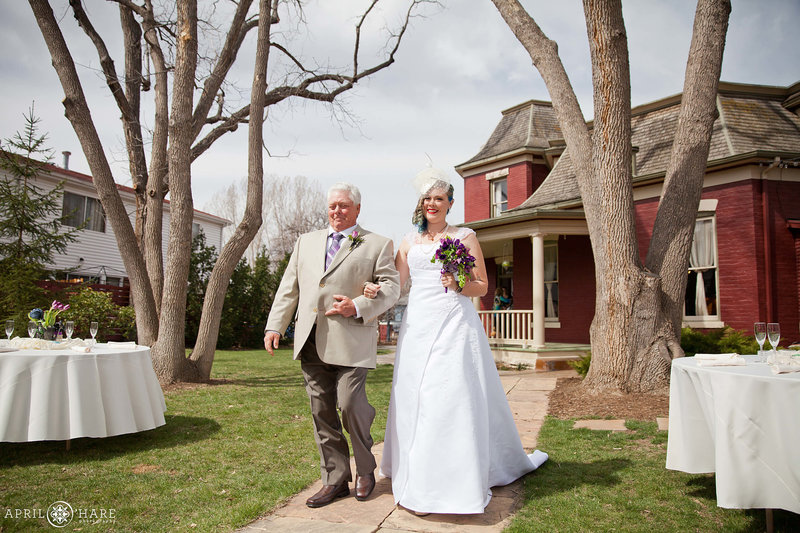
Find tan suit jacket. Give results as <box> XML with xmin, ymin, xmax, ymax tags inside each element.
<box><xmin>265</xmin><ymin>225</ymin><xmax>400</xmax><ymax>368</ymax></box>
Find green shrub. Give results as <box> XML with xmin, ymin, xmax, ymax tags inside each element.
<box><xmin>568</xmin><ymin>351</ymin><xmax>592</xmax><ymax>378</ymax></box>
<box><xmin>113</xmin><ymin>305</ymin><xmax>137</xmax><ymax>341</ymax></box>
<box><xmin>680</xmin><ymin>326</ymin><xmax>759</xmax><ymax>357</ymax></box>
<box><xmin>61</xmin><ymin>287</ymin><xmax>117</xmax><ymax>342</ymax></box>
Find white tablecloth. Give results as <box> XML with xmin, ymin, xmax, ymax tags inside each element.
<box><xmin>666</xmin><ymin>356</ymin><xmax>800</xmax><ymax>514</ymax></box>
<box><xmin>0</xmin><ymin>344</ymin><xmax>166</xmax><ymax>442</ymax></box>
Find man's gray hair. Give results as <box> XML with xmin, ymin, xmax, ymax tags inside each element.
<box><xmin>328</xmin><ymin>182</ymin><xmax>361</xmax><ymax>205</ymax></box>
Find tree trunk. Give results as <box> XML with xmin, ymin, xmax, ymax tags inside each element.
<box><xmin>140</xmin><ymin>3</ymin><xmax>170</xmax><ymax>320</ymax></box>
<box><xmin>580</xmin><ymin>0</ymin><xmax>647</xmax><ymax>392</ymax></box>
<box><xmin>489</xmin><ymin>0</ymin><xmax>730</xmax><ymax>393</ymax></box>
<box><xmin>28</xmin><ymin>0</ymin><xmax>160</xmax><ymax>345</ymax></box>
<box><xmin>644</xmin><ymin>0</ymin><xmax>731</xmax><ymax>335</ymax></box>
<box><xmin>151</xmin><ymin>0</ymin><xmax>201</xmax><ymax>383</ymax></box>
<box><xmin>190</xmin><ymin>0</ymin><xmax>271</xmax><ymax>378</ymax></box>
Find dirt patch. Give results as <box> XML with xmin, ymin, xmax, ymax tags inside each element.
<box><xmin>548</xmin><ymin>377</ymin><xmax>669</xmax><ymax>420</ymax></box>
<box><xmin>162</xmin><ymin>378</ymin><xmax>231</xmax><ymax>394</ymax></box>
<box><xmin>132</xmin><ymin>464</ymin><xmax>160</xmax><ymax>474</ymax></box>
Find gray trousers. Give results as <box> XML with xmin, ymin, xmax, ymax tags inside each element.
<box><xmin>299</xmin><ymin>328</ymin><xmax>376</xmax><ymax>486</ymax></box>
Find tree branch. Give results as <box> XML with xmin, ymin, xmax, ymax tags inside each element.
<box><xmin>68</xmin><ymin>0</ymin><xmax>133</xmax><ymax>121</ymax></box>
<box><xmin>190</xmin><ymin>0</ymin><xmax>428</xmax><ymax>161</ymax></box>
<box><xmin>191</xmin><ymin>0</ymin><xmax>255</xmax><ymax>139</ymax></box>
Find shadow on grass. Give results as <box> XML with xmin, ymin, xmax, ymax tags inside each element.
<box><xmin>685</xmin><ymin>474</ymin><xmax>717</xmax><ymax>500</ymax></box>
<box><xmin>684</xmin><ymin>476</ymin><xmax>800</xmax><ymax>533</ymax></box>
<box><xmin>219</xmin><ymin>366</ymin><xmax>394</xmax><ymax>389</ymax></box>
<box><xmin>527</xmin><ymin>457</ymin><xmax>632</xmax><ymax>497</ymax></box>
<box><xmin>0</xmin><ymin>414</ymin><xmax>220</xmax><ymax>468</ymax></box>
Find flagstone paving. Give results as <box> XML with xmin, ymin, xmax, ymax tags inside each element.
<box><xmin>572</xmin><ymin>419</ymin><xmax>628</xmax><ymax>432</ymax></box>
<box><xmin>237</xmin><ymin>357</ymin><xmax>577</xmax><ymax>533</ymax></box>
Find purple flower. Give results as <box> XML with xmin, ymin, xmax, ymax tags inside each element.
<box><xmin>430</xmin><ymin>235</ymin><xmax>477</xmax><ymax>293</ymax></box>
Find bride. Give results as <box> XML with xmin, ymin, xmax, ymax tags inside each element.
<box><xmin>365</xmin><ymin>167</ymin><xmax>547</xmax><ymax>515</ymax></box>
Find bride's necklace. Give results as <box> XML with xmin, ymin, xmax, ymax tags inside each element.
<box><xmin>425</xmin><ymin>223</ymin><xmax>449</xmax><ymax>243</ymax></box>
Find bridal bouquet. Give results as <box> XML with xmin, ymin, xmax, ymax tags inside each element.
<box><xmin>431</xmin><ymin>236</ymin><xmax>476</xmax><ymax>292</ymax></box>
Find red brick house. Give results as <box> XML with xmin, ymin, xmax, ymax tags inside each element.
<box><xmin>456</xmin><ymin>81</ymin><xmax>800</xmax><ymax>362</ymax></box>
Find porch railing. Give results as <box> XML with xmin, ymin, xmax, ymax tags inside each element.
<box><xmin>477</xmin><ymin>309</ymin><xmax>534</xmax><ymax>347</ymax></box>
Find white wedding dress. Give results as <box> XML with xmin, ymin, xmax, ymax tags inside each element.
<box><xmin>380</xmin><ymin>227</ymin><xmax>548</xmax><ymax>514</ymax></box>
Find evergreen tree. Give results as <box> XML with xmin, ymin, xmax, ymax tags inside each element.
<box><xmin>0</xmin><ymin>106</ymin><xmax>80</xmax><ymax>320</ymax></box>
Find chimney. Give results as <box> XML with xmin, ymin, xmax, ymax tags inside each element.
<box><xmin>62</xmin><ymin>151</ymin><xmax>71</xmax><ymax>170</ymax></box>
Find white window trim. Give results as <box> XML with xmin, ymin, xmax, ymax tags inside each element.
<box><xmin>683</xmin><ymin>214</ymin><xmax>721</xmax><ymax>322</ymax></box>
<box><xmin>485</xmin><ymin>168</ymin><xmax>509</xmax><ymax>181</ymax></box>
<box><xmin>682</xmin><ymin>318</ymin><xmax>725</xmax><ymax>329</ymax></box>
<box><xmin>491</xmin><ymin>178</ymin><xmax>508</xmax><ymax>217</ymax></box>
<box><xmin>544</xmin><ymin>241</ymin><xmax>559</xmax><ymax>320</ymax></box>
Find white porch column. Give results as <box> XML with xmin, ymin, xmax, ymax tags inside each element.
<box><xmin>531</xmin><ymin>232</ymin><xmax>546</xmax><ymax>348</ymax></box>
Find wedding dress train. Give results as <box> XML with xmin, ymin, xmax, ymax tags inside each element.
<box><xmin>380</xmin><ymin>228</ymin><xmax>547</xmax><ymax>514</ymax></box>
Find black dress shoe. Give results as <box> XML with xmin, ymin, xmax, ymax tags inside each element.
<box><xmin>355</xmin><ymin>473</ymin><xmax>375</xmax><ymax>501</ymax></box>
<box><xmin>306</xmin><ymin>483</ymin><xmax>349</xmax><ymax>508</ymax></box>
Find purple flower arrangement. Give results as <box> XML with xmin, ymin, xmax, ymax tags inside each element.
<box><xmin>431</xmin><ymin>236</ymin><xmax>476</xmax><ymax>292</ymax></box>
<box><xmin>29</xmin><ymin>300</ymin><xmax>70</xmax><ymax>328</ymax></box>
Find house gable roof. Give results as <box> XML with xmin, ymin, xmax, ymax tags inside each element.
<box><xmin>457</xmin><ymin>100</ymin><xmax>562</xmax><ymax>169</ymax></box>
<box><xmin>460</xmin><ymin>81</ymin><xmax>800</xmax><ymax>211</ymax></box>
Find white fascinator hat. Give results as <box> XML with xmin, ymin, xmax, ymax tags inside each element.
<box><xmin>411</xmin><ymin>163</ymin><xmax>453</xmax><ymax>197</ymax></box>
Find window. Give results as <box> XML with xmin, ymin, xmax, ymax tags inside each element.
<box><xmin>192</xmin><ymin>223</ymin><xmax>202</xmax><ymax>239</ymax></box>
<box><xmin>491</xmin><ymin>178</ymin><xmax>508</xmax><ymax>217</ymax></box>
<box><xmin>544</xmin><ymin>242</ymin><xmax>559</xmax><ymax>318</ymax></box>
<box><xmin>62</xmin><ymin>192</ymin><xmax>105</xmax><ymax>232</ymax></box>
<box><xmin>496</xmin><ymin>260</ymin><xmax>513</xmax><ymax>307</ymax></box>
<box><xmin>685</xmin><ymin>217</ymin><xmax>718</xmax><ymax>318</ymax></box>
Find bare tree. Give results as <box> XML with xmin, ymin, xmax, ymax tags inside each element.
<box><xmin>28</xmin><ymin>0</ymin><xmax>430</xmax><ymax>383</ymax></box>
<box><xmin>489</xmin><ymin>0</ymin><xmax>730</xmax><ymax>392</ymax></box>
<box><xmin>206</xmin><ymin>174</ymin><xmax>327</xmax><ymax>265</ymax></box>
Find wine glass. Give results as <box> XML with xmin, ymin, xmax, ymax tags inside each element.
<box><xmin>64</xmin><ymin>320</ymin><xmax>74</xmax><ymax>341</ymax></box>
<box><xmin>767</xmin><ymin>322</ymin><xmax>780</xmax><ymax>354</ymax></box>
<box><xmin>89</xmin><ymin>321</ymin><xmax>99</xmax><ymax>344</ymax></box>
<box><xmin>5</xmin><ymin>319</ymin><xmax>13</xmax><ymax>340</ymax></box>
<box><xmin>754</xmin><ymin>322</ymin><xmax>767</xmax><ymax>362</ymax></box>
<box><xmin>27</xmin><ymin>321</ymin><xmax>37</xmax><ymax>338</ymax></box>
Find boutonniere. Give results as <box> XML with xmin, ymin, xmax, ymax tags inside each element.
<box><xmin>348</xmin><ymin>231</ymin><xmax>365</xmax><ymax>248</ymax></box>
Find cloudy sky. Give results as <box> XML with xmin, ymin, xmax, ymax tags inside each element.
<box><xmin>1</xmin><ymin>0</ymin><xmax>799</xmax><ymax>245</ymax></box>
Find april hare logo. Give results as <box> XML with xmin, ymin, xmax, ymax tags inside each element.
<box><xmin>47</xmin><ymin>501</ymin><xmax>73</xmax><ymax>528</ymax></box>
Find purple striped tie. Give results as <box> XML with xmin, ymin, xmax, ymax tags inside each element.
<box><xmin>325</xmin><ymin>232</ymin><xmax>343</xmax><ymax>270</ymax></box>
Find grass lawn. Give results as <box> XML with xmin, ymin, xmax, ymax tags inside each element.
<box><xmin>0</xmin><ymin>349</ymin><xmax>393</xmax><ymax>532</ymax></box>
<box><xmin>507</xmin><ymin>418</ymin><xmax>800</xmax><ymax>532</ymax></box>
<box><xmin>2</xmin><ymin>349</ymin><xmax>797</xmax><ymax>531</ymax></box>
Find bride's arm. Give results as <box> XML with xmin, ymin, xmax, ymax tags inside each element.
<box><xmin>364</xmin><ymin>237</ymin><xmax>411</xmax><ymax>299</ymax></box>
<box><xmin>455</xmin><ymin>233</ymin><xmax>488</xmax><ymax>298</ymax></box>
<box><xmin>395</xmin><ymin>238</ymin><xmax>411</xmax><ymax>288</ymax></box>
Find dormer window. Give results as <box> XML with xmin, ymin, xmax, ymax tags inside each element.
<box><xmin>486</xmin><ymin>168</ymin><xmax>509</xmax><ymax>217</ymax></box>
<box><xmin>491</xmin><ymin>179</ymin><xmax>508</xmax><ymax>217</ymax></box>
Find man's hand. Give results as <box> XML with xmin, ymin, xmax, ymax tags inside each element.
<box><xmin>363</xmin><ymin>282</ymin><xmax>381</xmax><ymax>299</ymax></box>
<box><xmin>324</xmin><ymin>295</ymin><xmax>357</xmax><ymax>317</ymax></box>
<box><xmin>264</xmin><ymin>331</ymin><xmax>281</xmax><ymax>356</ymax></box>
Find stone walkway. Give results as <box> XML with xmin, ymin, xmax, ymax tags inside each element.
<box><xmin>238</xmin><ymin>351</ymin><xmax>577</xmax><ymax>533</ymax></box>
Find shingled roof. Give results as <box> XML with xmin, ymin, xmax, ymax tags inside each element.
<box><xmin>465</xmin><ymin>81</ymin><xmax>800</xmax><ymax>211</ymax></box>
<box><xmin>460</xmin><ymin>100</ymin><xmax>563</xmax><ymax>166</ymax></box>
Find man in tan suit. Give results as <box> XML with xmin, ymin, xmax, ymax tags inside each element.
<box><xmin>264</xmin><ymin>182</ymin><xmax>400</xmax><ymax>508</ymax></box>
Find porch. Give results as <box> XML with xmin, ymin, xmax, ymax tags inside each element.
<box><xmin>478</xmin><ymin>309</ymin><xmax>590</xmax><ymax>370</ymax></box>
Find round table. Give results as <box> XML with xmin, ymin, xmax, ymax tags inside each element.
<box><xmin>0</xmin><ymin>343</ymin><xmax>166</xmax><ymax>442</ymax></box>
<box><xmin>666</xmin><ymin>356</ymin><xmax>800</xmax><ymax>514</ymax></box>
